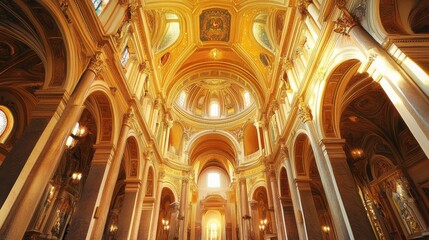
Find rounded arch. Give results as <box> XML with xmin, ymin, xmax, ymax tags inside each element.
<box><xmin>84</xmin><ymin>81</ymin><xmax>119</xmax><ymax>144</ymax></box>
<box><xmin>319</xmin><ymin>59</ymin><xmax>362</xmax><ymax>138</ymax></box>
<box><xmin>186</xmin><ymin>130</ymin><xmax>240</xmax><ymax>164</ymax></box>
<box><xmin>124</xmin><ymin>136</ymin><xmax>140</xmax><ymax>178</ymax></box>
<box><xmin>292</xmin><ymin>132</ymin><xmax>314</xmax><ymax>178</ymax></box>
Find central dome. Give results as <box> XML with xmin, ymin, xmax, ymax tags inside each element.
<box><xmin>175</xmin><ymin>78</ymin><xmax>255</xmax><ymax>119</ymax></box>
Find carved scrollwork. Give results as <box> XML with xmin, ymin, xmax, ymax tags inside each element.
<box><xmin>334</xmin><ymin>9</ymin><xmax>358</xmax><ymax>36</ymax></box>
<box><xmin>298</xmin><ymin>98</ymin><xmax>312</xmax><ymax>123</ymax></box>
<box><xmin>87</xmin><ymin>53</ymin><xmax>103</xmax><ymax>74</ymax></box>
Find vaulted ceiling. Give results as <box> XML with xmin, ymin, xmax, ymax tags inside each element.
<box><xmin>143</xmin><ymin>0</ymin><xmax>289</xmax><ymax>128</ymax></box>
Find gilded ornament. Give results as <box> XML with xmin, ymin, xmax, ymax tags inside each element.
<box><xmin>87</xmin><ymin>53</ymin><xmax>103</xmax><ymax>74</ymax></box>
<box><xmin>334</xmin><ymin>10</ymin><xmax>358</xmax><ymax>36</ymax></box>
<box><xmin>298</xmin><ymin>98</ymin><xmax>312</xmax><ymax>123</ymax></box>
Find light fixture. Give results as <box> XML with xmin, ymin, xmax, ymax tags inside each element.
<box><xmin>162</xmin><ymin>218</ymin><xmax>169</xmax><ymax>240</ymax></box>
<box><xmin>210</xmin><ymin>48</ymin><xmax>221</xmax><ymax>59</ymax></box>
<box><xmin>322</xmin><ymin>225</ymin><xmax>330</xmax><ymax>233</ymax></box>
<box><xmin>259</xmin><ymin>219</ymin><xmax>268</xmax><ymax>235</ymax></box>
<box><xmin>351</xmin><ymin>148</ymin><xmax>364</xmax><ymax>160</ymax></box>
<box><xmin>72</xmin><ymin>172</ymin><xmax>82</xmax><ymax>183</ymax></box>
<box><xmin>109</xmin><ymin>224</ymin><xmax>118</xmax><ymax>233</ymax></box>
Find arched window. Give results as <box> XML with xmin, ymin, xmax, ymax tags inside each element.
<box><xmin>92</xmin><ymin>0</ymin><xmax>109</xmax><ymax>15</ymax></box>
<box><xmin>177</xmin><ymin>91</ymin><xmax>186</xmax><ymax>107</ymax></box>
<box><xmin>253</xmin><ymin>14</ymin><xmax>274</xmax><ymax>52</ymax></box>
<box><xmin>244</xmin><ymin>91</ymin><xmax>251</xmax><ymax>107</ymax></box>
<box><xmin>121</xmin><ymin>46</ymin><xmax>130</xmax><ymax>67</ymax></box>
<box><xmin>158</xmin><ymin>13</ymin><xmax>180</xmax><ymax>52</ymax></box>
<box><xmin>207</xmin><ymin>172</ymin><xmax>220</xmax><ymax>188</ymax></box>
<box><xmin>209</xmin><ymin>101</ymin><xmax>219</xmax><ymax>117</ymax></box>
<box><xmin>0</xmin><ymin>106</ymin><xmax>13</xmax><ymax>143</ymax></box>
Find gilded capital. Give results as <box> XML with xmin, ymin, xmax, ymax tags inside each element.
<box><xmin>280</xmin><ymin>146</ymin><xmax>289</xmax><ymax>159</ymax></box>
<box><xmin>87</xmin><ymin>53</ymin><xmax>103</xmax><ymax>74</ymax></box>
<box><xmin>282</xmin><ymin>59</ymin><xmax>293</xmax><ymax>71</ymax></box>
<box><xmin>298</xmin><ymin>0</ymin><xmax>312</xmax><ymax>16</ymax></box>
<box><xmin>123</xmin><ymin>108</ymin><xmax>135</xmax><ymax>126</ymax></box>
<box><xmin>334</xmin><ymin>9</ymin><xmax>358</xmax><ymax>36</ymax></box>
<box><xmin>298</xmin><ymin>98</ymin><xmax>312</xmax><ymax>123</ymax></box>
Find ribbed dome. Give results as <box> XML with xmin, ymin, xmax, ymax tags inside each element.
<box><xmin>175</xmin><ymin>78</ymin><xmax>254</xmax><ymax>119</ymax></box>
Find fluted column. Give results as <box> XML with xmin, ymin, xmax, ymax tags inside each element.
<box><xmin>268</xmin><ymin>165</ymin><xmax>287</xmax><ymax>239</ymax></box>
<box><xmin>334</xmin><ymin>7</ymin><xmax>429</xmax><ymax>157</ymax></box>
<box><xmin>0</xmin><ymin>54</ymin><xmax>103</xmax><ymax>239</ymax></box>
<box><xmin>91</xmin><ymin>110</ymin><xmax>134</xmax><ymax>239</ymax></box>
<box><xmin>178</xmin><ymin>173</ymin><xmax>189</xmax><ymax>240</ymax></box>
<box><xmin>281</xmin><ymin>147</ymin><xmax>306</xmax><ymax>239</ymax></box>
<box><xmin>239</xmin><ymin>177</ymin><xmax>250</xmax><ymax>240</ymax></box>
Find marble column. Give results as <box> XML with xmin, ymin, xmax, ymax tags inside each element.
<box><xmin>298</xmin><ymin>99</ymin><xmax>375</xmax><ymax>239</ymax></box>
<box><xmin>163</xmin><ymin>120</ymin><xmax>173</xmax><ymax>156</ymax></box>
<box><xmin>321</xmin><ymin>138</ymin><xmax>375</xmax><ymax>240</ymax></box>
<box><xmin>65</xmin><ymin>143</ymin><xmax>114</xmax><ymax>239</ymax></box>
<box><xmin>281</xmin><ymin>147</ymin><xmax>307</xmax><ymax>240</ymax></box>
<box><xmin>249</xmin><ymin>200</ymin><xmax>259</xmax><ymax>239</ymax></box>
<box><xmin>130</xmin><ymin>150</ymin><xmax>152</xmax><ymax>240</ymax></box>
<box><xmin>281</xmin><ymin>197</ymin><xmax>300</xmax><ymax>240</ymax></box>
<box><xmin>178</xmin><ymin>174</ymin><xmax>189</xmax><ymax>240</ymax></box>
<box><xmin>239</xmin><ymin>177</ymin><xmax>250</xmax><ymax>240</ymax></box>
<box><xmin>260</xmin><ymin>119</ymin><xmax>272</xmax><ymax>155</ymax></box>
<box><xmin>295</xmin><ymin>179</ymin><xmax>323</xmax><ymax>240</ymax></box>
<box><xmin>268</xmin><ymin>165</ymin><xmax>287</xmax><ymax>239</ymax></box>
<box><xmin>228</xmin><ymin>188</ymin><xmax>238</xmax><ymax>240</ymax></box>
<box><xmin>0</xmin><ymin>54</ymin><xmax>103</xmax><ymax>239</ymax></box>
<box><xmin>263</xmin><ymin>164</ymin><xmax>277</xmax><ymax>235</ymax></box>
<box><xmin>168</xmin><ymin>202</ymin><xmax>180</xmax><ymax>240</ymax></box>
<box><xmin>116</xmin><ymin>180</ymin><xmax>140</xmax><ymax>239</ymax></box>
<box><xmin>90</xmin><ymin>110</ymin><xmax>134</xmax><ymax>239</ymax></box>
<box><xmin>335</xmin><ymin>8</ymin><xmax>429</xmax><ymax>157</ymax></box>
<box><xmin>254</xmin><ymin>121</ymin><xmax>263</xmax><ymax>155</ymax></box>
<box><xmin>149</xmin><ymin>173</ymin><xmax>164</xmax><ymax>239</ymax></box>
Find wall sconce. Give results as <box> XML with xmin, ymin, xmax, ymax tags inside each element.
<box><xmin>259</xmin><ymin>219</ymin><xmax>268</xmax><ymax>235</ymax></box>
<box><xmin>162</xmin><ymin>218</ymin><xmax>169</xmax><ymax>240</ymax></box>
<box><xmin>72</xmin><ymin>172</ymin><xmax>82</xmax><ymax>183</ymax></box>
<box><xmin>109</xmin><ymin>224</ymin><xmax>118</xmax><ymax>234</ymax></box>
<box><xmin>351</xmin><ymin>148</ymin><xmax>364</xmax><ymax>160</ymax></box>
<box><xmin>66</xmin><ymin>122</ymin><xmax>87</xmax><ymax>148</ymax></box>
<box><xmin>322</xmin><ymin>225</ymin><xmax>330</xmax><ymax>236</ymax></box>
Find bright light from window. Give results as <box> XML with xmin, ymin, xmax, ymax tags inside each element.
<box><xmin>210</xmin><ymin>102</ymin><xmax>219</xmax><ymax>117</ymax></box>
<box><xmin>207</xmin><ymin>173</ymin><xmax>220</xmax><ymax>188</ymax></box>
<box><xmin>178</xmin><ymin>91</ymin><xmax>186</xmax><ymax>106</ymax></box>
<box><xmin>244</xmin><ymin>91</ymin><xmax>251</xmax><ymax>107</ymax></box>
<box><xmin>0</xmin><ymin>110</ymin><xmax>7</xmax><ymax>136</ymax></box>
<box><xmin>121</xmin><ymin>46</ymin><xmax>130</xmax><ymax>67</ymax></box>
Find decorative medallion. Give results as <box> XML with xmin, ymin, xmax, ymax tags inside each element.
<box><xmin>200</xmin><ymin>8</ymin><xmax>231</xmax><ymax>42</ymax></box>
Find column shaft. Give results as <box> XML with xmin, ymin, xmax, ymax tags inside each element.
<box><xmin>269</xmin><ymin>172</ymin><xmax>286</xmax><ymax>239</ymax></box>
<box><xmin>239</xmin><ymin>178</ymin><xmax>250</xmax><ymax>240</ymax></box>
<box><xmin>349</xmin><ymin>23</ymin><xmax>429</xmax><ymax>157</ymax></box>
<box><xmin>0</xmin><ymin>55</ymin><xmax>102</xmax><ymax>239</ymax></box>
<box><xmin>116</xmin><ymin>182</ymin><xmax>139</xmax><ymax>239</ymax></box>
<box><xmin>90</xmin><ymin>111</ymin><xmax>133</xmax><ymax>239</ymax></box>
<box><xmin>284</xmin><ymin>157</ymin><xmax>307</xmax><ymax>239</ymax></box>
<box><xmin>66</xmin><ymin>144</ymin><xmax>114</xmax><ymax>239</ymax></box>
<box><xmin>296</xmin><ymin>179</ymin><xmax>323</xmax><ymax>240</ymax></box>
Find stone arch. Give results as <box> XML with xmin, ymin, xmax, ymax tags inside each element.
<box><xmin>292</xmin><ymin>133</ymin><xmax>313</xmax><ymax>177</ymax></box>
<box><xmin>320</xmin><ymin>59</ymin><xmax>361</xmax><ymax>138</ymax></box>
<box><xmin>84</xmin><ymin>82</ymin><xmax>118</xmax><ymax>144</ymax></box>
<box><xmin>124</xmin><ymin>136</ymin><xmax>140</xmax><ymax>178</ymax></box>
<box><xmin>409</xmin><ymin>1</ymin><xmax>429</xmax><ymax>33</ymax></box>
<box><xmin>186</xmin><ymin>130</ymin><xmax>240</xmax><ymax>166</ymax></box>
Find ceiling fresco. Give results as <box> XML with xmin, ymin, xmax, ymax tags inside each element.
<box><xmin>199</xmin><ymin>8</ymin><xmax>231</xmax><ymax>42</ymax></box>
